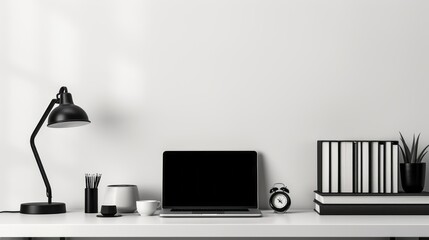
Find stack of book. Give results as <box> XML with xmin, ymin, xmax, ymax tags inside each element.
<box><xmin>314</xmin><ymin>140</ymin><xmax>429</xmax><ymax>215</ymax></box>
<box><xmin>314</xmin><ymin>191</ymin><xmax>429</xmax><ymax>215</ymax></box>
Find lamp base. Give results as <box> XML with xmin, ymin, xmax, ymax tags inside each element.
<box><xmin>20</xmin><ymin>202</ymin><xmax>66</xmax><ymax>214</ymax></box>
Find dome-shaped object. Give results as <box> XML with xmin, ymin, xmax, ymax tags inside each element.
<box><xmin>47</xmin><ymin>88</ymin><xmax>90</xmax><ymax>128</ymax></box>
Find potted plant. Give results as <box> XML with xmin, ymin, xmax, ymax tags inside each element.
<box><xmin>399</xmin><ymin>133</ymin><xmax>429</xmax><ymax>193</ymax></box>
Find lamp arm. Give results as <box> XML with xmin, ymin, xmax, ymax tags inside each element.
<box><xmin>30</xmin><ymin>98</ymin><xmax>58</xmax><ymax>204</ymax></box>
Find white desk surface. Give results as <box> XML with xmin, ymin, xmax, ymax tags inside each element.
<box><xmin>1</xmin><ymin>210</ymin><xmax>429</xmax><ymax>238</ymax></box>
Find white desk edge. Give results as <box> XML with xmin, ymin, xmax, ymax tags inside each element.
<box><xmin>0</xmin><ymin>210</ymin><xmax>428</xmax><ymax>238</ymax></box>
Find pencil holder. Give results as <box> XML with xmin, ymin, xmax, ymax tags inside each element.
<box><xmin>85</xmin><ymin>188</ymin><xmax>98</xmax><ymax>213</ymax></box>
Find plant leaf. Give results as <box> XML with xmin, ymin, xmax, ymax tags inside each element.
<box><xmin>415</xmin><ymin>133</ymin><xmax>421</xmax><ymax>162</ymax></box>
<box><xmin>400</xmin><ymin>132</ymin><xmax>411</xmax><ymax>162</ymax></box>
<box><xmin>418</xmin><ymin>151</ymin><xmax>428</xmax><ymax>163</ymax></box>
<box><xmin>399</xmin><ymin>145</ymin><xmax>408</xmax><ymax>163</ymax></box>
<box><xmin>411</xmin><ymin>134</ymin><xmax>416</xmax><ymax>163</ymax></box>
<box><xmin>417</xmin><ymin>144</ymin><xmax>429</xmax><ymax>162</ymax></box>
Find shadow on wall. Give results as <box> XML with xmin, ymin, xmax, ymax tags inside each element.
<box><xmin>137</xmin><ymin>187</ymin><xmax>160</xmax><ymax>202</ymax></box>
<box><xmin>258</xmin><ymin>152</ymin><xmax>269</xmax><ymax>209</ymax></box>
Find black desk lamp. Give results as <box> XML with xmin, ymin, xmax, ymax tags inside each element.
<box><xmin>20</xmin><ymin>86</ymin><xmax>90</xmax><ymax>214</ymax></box>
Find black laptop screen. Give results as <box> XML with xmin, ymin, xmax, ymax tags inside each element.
<box><xmin>162</xmin><ymin>151</ymin><xmax>258</xmax><ymax>209</ymax></box>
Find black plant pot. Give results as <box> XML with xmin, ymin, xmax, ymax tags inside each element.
<box><xmin>400</xmin><ymin>163</ymin><xmax>426</xmax><ymax>193</ymax></box>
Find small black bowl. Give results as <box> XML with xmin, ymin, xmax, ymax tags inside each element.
<box><xmin>100</xmin><ymin>205</ymin><xmax>117</xmax><ymax>217</ymax></box>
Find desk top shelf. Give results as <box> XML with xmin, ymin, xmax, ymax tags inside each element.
<box><xmin>1</xmin><ymin>210</ymin><xmax>429</xmax><ymax>238</ymax></box>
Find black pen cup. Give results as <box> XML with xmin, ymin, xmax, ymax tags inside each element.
<box><xmin>85</xmin><ymin>188</ymin><xmax>98</xmax><ymax>213</ymax></box>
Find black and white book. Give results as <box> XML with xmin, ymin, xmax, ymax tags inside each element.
<box><xmin>340</xmin><ymin>142</ymin><xmax>353</xmax><ymax>193</ymax></box>
<box><xmin>331</xmin><ymin>142</ymin><xmax>339</xmax><ymax>193</ymax></box>
<box><xmin>314</xmin><ymin>200</ymin><xmax>429</xmax><ymax>215</ymax></box>
<box><xmin>317</xmin><ymin>141</ymin><xmax>331</xmax><ymax>193</ymax></box>
<box><xmin>357</xmin><ymin>142</ymin><xmax>362</xmax><ymax>193</ymax></box>
<box><xmin>385</xmin><ymin>142</ymin><xmax>392</xmax><ymax>193</ymax></box>
<box><xmin>370</xmin><ymin>142</ymin><xmax>379</xmax><ymax>193</ymax></box>
<box><xmin>392</xmin><ymin>143</ymin><xmax>399</xmax><ymax>193</ymax></box>
<box><xmin>314</xmin><ymin>191</ymin><xmax>429</xmax><ymax>204</ymax></box>
<box><xmin>362</xmin><ymin>142</ymin><xmax>369</xmax><ymax>193</ymax></box>
<box><xmin>353</xmin><ymin>142</ymin><xmax>358</xmax><ymax>192</ymax></box>
<box><xmin>379</xmin><ymin>143</ymin><xmax>385</xmax><ymax>193</ymax></box>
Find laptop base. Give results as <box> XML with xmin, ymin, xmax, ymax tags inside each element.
<box><xmin>159</xmin><ymin>209</ymin><xmax>262</xmax><ymax>217</ymax></box>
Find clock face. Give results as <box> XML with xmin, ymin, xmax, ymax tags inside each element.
<box><xmin>272</xmin><ymin>193</ymin><xmax>288</xmax><ymax>209</ymax></box>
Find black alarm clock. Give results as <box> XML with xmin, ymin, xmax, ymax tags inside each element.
<box><xmin>269</xmin><ymin>183</ymin><xmax>291</xmax><ymax>213</ymax></box>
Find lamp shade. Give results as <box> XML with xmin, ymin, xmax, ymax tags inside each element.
<box><xmin>47</xmin><ymin>91</ymin><xmax>90</xmax><ymax>128</ymax></box>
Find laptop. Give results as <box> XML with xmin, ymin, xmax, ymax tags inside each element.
<box><xmin>159</xmin><ymin>151</ymin><xmax>262</xmax><ymax>217</ymax></box>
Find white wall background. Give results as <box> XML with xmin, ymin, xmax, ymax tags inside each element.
<box><xmin>1</xmin><ymin>0</ymin><xmax>429</xmax><ymax>212</ymax></box>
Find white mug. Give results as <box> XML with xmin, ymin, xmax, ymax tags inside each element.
<box><xmin>103</xmin><ymin>185</ymin><xmax>139</xmax><ymax>213</ymax></box>
<box><xmin>136</xmin><ymin>200</ymin><xmax>160</xmax><ymax>216</ymax></box>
